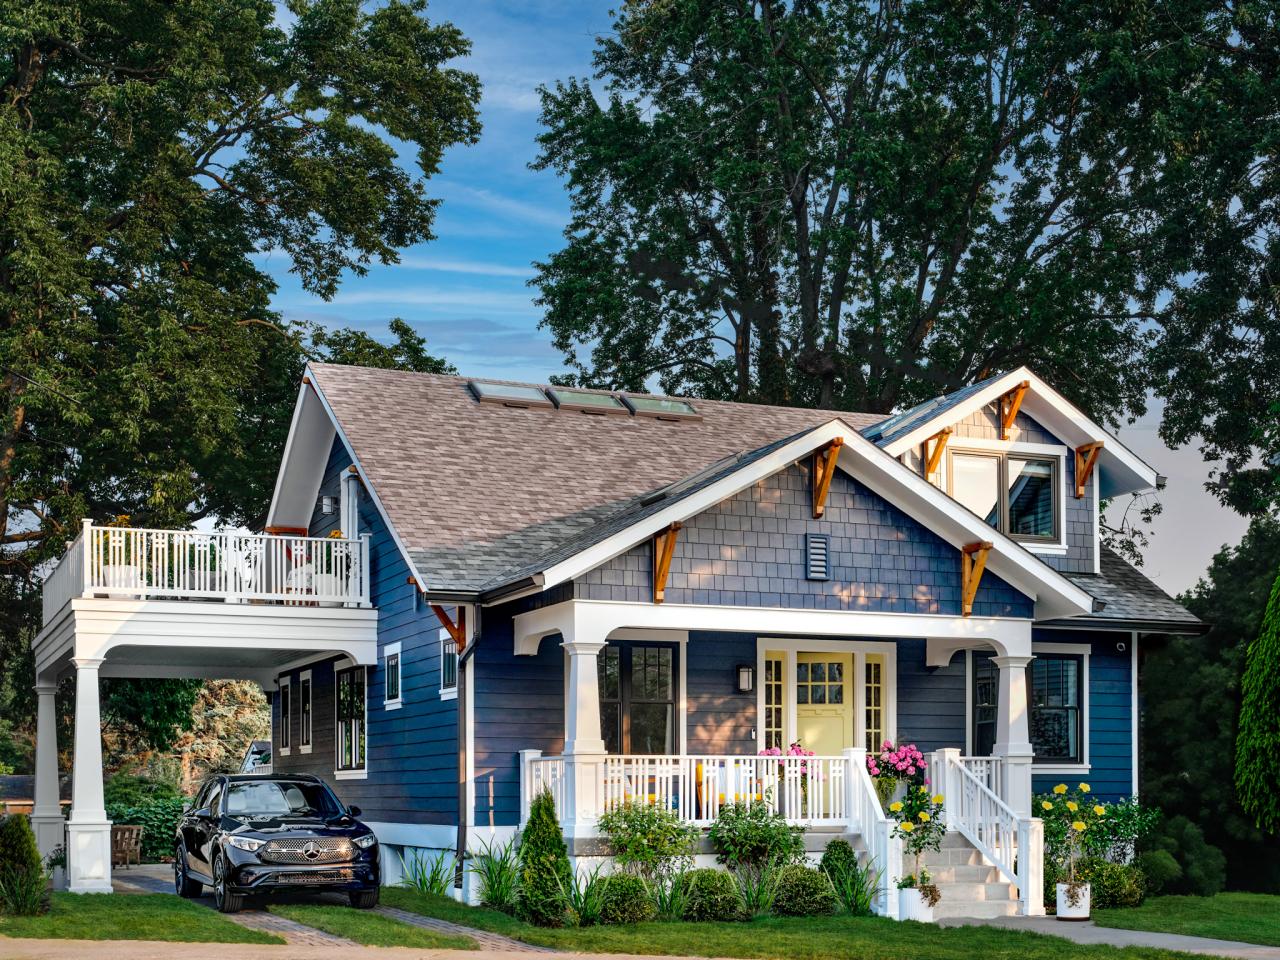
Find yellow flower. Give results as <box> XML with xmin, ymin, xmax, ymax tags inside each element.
<box><xmin>920</xmin><ymin>786</ymin><xmax>928</xmax><ymax>794</ymax></box>
<box><xmin>1093</xmin><ymin>805</ymin><xmax>1106</xmax><ymax>816</ymax></box>
<box><xmin>918</xmin><ymin>812</ymin><xmax>931</xmax><ymax>822</ymax></box>
<box><xmin>1078</xmin><ymin>783</ymin><xmax>1091</xmax><ymax>793</ymax></box>
<box><xmin>1041</xmin><ymin>800</ymin><xmax>1053</xmax><ymax>811</ymax></box>
<box><xmin>889</xmin><ymin>801</ymin><xmax>904</xmax><ymax>813</ymax></box>
<box><xmin>1072</xmin><ymin>821</ymin><xmax>1086</xmax><ymax>833</ymax></box>
<box><xmin>1066</xmin><ymin>801</ymin><xmax>1079</xmax><ymax>812</ymax></box>
<box><xmin>899</xmin><ymin>821</ymin><xmax>915</xmax><ymax>833</ymax></box>
<box><xmin>1053</xmin><ymin>784</ymin><xmax>1068</xmax><ymax>795</ymax></box>
<box><xmin>932</xmin><ymin>794</ymin><xmax>944</xmax><ymax>805</ymax></box>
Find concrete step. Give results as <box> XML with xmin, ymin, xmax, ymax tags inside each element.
<box><xmin>921</xmin><ymin>846</ymin><xmax>982</xmax><ymax>866</ymax></box>
<box><xmin>931</xmin><ymin>897</ymin><xmax>1019</xmax><ymax>919</ymax></box>
<box><xmin>928</xmin><ymin>881</ymin><xmax>1016</xmax><ymax>902</ymax></box>
<box><xmin>925</xmin><ymin>864</ymin><xmax>1002</xmax><ymax>884</ymax></box>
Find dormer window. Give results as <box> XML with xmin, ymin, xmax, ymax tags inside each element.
<box><xmin>949</xmin><ymin>450</ymin><xmax>1058</xmax><ymax>542</ymax></box>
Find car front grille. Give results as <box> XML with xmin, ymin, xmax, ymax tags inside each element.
<box><xmin>272</xmin><ymin>869</ymin><xmax>356</xmax><ymax>884</ymax></box>
<box><xmin>259</xmin><ymin>838</ymin><xmax>355</xmax><ymax>864</ymax></box>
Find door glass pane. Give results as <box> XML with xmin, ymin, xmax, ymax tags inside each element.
<box><xmin>601</xmin><ymin>701</ymin><xmax>622</xmax><ymax>754</ymax></box>
<box><xmin>599</xmin><ymin>646</ymin><xmax>621</xmax><ymax>701</ymax></box>
<box><xmin>865</xmin><ymin>656</ymin><xmax>884</xmax><ymax>752</ymax></box>
<box><xmin>972</xmin><ymin>656</ymin><xmax>997</xmax><ymax>757</ymax></box>
<box><xmin>1008</xmin><ymin>458</ymin><xmax>1055</xmax><ymax>538</ymax></box>
<box><xmin>630</xmin><ymin>703</ymin><xmax>674</xmax><ymax>754</ymax></box>
<box><xmin>764</xmin><ymin>656</ymin><xmax>784</xmax><ymax>749</ymax></box>
<box><xmin>952</xmin><ymin>454</ymin><xmax>1000</xmax><ymax>527</ymax></box>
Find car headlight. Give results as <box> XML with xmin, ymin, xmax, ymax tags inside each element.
<box><xmin>226</xmin><ymin>835</ymin><xmax>266</xmax><ymax>852</ymax></box>
<box><xmin>353</xmin><ymin>834</ymin><xmax>377</xmax><ymax>849</ymax></box>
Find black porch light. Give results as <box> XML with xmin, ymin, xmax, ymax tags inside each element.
<box><xmin>736</xmin><ymin>663</ymin><xmax>755</xmax><ymax>694</ymax></box>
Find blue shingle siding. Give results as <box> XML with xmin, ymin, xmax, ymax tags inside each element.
<box><xmin>686</xmin><ymin>632</ymin><xmax>757</xmax><ymax>754</ymax></box>
<box><xmin>895</xmin><ymin>639</ymin><xmax>967</xmax><ymax>753</ymax></box>
<box><xmin>272</xmin><ymin>437</ymin><xmax>459</xmax><ymax>825</ymax></box>
<box><xmin>575</xmin><ymin>463</ymin><xmax>1033</xmax><ymax>618</ymax></box>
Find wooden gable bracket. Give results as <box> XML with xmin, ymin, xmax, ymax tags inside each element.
<box><xmin>431</xmin><ymin>603</ymin><xmax>468</xmax><ymax>653</ymax></box>
<box><xmin>960</xmin><ymin>541</ymin><xmax>993</xmax><ymax>617</ymax></box>
<box><xmin>652</xmin><ymin>522</ymin><xmax>683</xmax><ymax>604</ymax></box>
<box><xmin>811</xmin><ymin>437</ymin><xmax>845</xmax><ymax>519</ymax></box>
<box><xmin>923</xmin><ymin>428</ymin><xmax>953</xmax><ymax>478</ymax></box>
<box><xmin>1074</xmin><ymin>441</ymin><xmax>1104</xmax><ymax>498</ymax></box>
<box><xmin>998</xmin><ymin>380</ymin><xmax>1030</xmax><ymax>440</ymax></box>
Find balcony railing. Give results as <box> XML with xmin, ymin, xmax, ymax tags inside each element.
<box><xmin>42</xmin><ymin>520</ymin><xmax>370</xmax><ymax>624</ymax></box>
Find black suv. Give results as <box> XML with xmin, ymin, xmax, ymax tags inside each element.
<box><xmin>174</xmin><ymin>773</ymin><xmax>380</xmax><ymax>912</ymax></box>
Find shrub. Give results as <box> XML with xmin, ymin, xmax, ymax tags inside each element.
<box><xmin>104</xmin><ymin>774</ymin><xmax>181</xmax><ymax>808</ymax></box>
<box><xmin>1080</xmin><ymin>858</ymin><xmax>1146</xmax><ymax>908</ymax></box>
<box><xmin>472</xmin><ymin>836</ymin><xmax>521</xmax><ymax>914</ymax></box>
<box><xmin>597</xmin><ymin>801</ymin><xmax>697</xmax><ymax>881</ymax></box>
<box><xmin>1084</xmin><ymin>797</ymin><xmax>1159</xmax><ymax>863</ymax></box>
<box><xmin>821</xmin><ymin>839</ymin><xmax>878</xmax><ymax>916</ymax></box>
<box><xmin>560</xmin><ymin>864</ymin><xmax>607</xmax><ymax>927</ymax></box>
<box><xmin>0</xmin><ymin>815</ymin><xmax>42</xmax><ymax>875</ymax></box>
<box><xmin>0</xmin><ymin>815</ymin><xmax>48</xmax><ymax>916</ymax></box>
<box><xmin>598</xmin><ymin>873</ymin><xmax>656</xmax><ymax>925</ymax></box>
<box><xmin>771</xmin><ymin>864</ymin><xmax>836</xmax><ymax>917</ymax></box>
<box><xmin>708</xmin><ymin>801</ymin><xmax>803</xmax><ymax>869</ymax></box>
<box><xmin>734</xmin><ymin>861</ymin><xmax>780</xmax><ymax>918</ymax></box>
<box><xmin>651</xmin><ymin>869</ymin><xmax>689</xmax><ymax>922</ymax></box>
<box><xmin>1137</xmin><ymin>849</ymin><xmax>1182</xmax><ymax>895</ymax></box>
<box><xmin>517</xmin><ymin>790</ymin><xmax>571</xmax><ymax>927</ymax></box>
<box><xmin>399</xmin><ymin>848</ymin><xmax>456</xmax><ymax>896</ymax></box>
<box><xmin>681</xmin><ymin>868</ymin><xmax>741</xmax><ymax>922</ymax></box>
<box><xmin>104</xmin><ymin>796</ymin><xmax>186</xmax><ymax>862</ymax></box>
<box><xmin>1148</xmin><ymin>816</ymin><xmax>1226</xmax><ymax>896</ymax></box>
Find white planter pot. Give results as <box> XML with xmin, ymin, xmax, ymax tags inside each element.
<box><xmin>1056</xmin><ymin>882</ymin><xmax>1091</xmax><ymax>920</ymax></box>
<box><xmin>899</xmin><ymin>887</ymin><xmax>936</xmax><ymax>923</ymax></box>
<box><xmin>310</xmin><ymin>572</ymin><xmax>346</xmax><ymax>606</ymax></box>
<box><xmin>99</xmin><ymin>564</ymin><xmax>142</xmax><ymax>592</ymax></box>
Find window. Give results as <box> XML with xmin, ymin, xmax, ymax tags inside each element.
<box><xmin>970</xmin><ymin>651</ymin><xmax>1086</xmax><ymax>766</ymax></box>
<box><xmin>865</xmin><ymin>654</ymin><xmax>885</xmax><ymax>752</ymax></box>
<box><xmin>384</xmin><ymin>642</ymin><xmax>402</xmax><ymax>709</ymax></box>
<box><xmin>440</xmin><ymin>630</ymin><xmax>458</xmax><ymax>697</ymax></box>
<box><xmin>949</xmin><ymin>450</ymin><xmax>1058</xmax><ymax>541</ymax></box>
<box><xmin>278</xmin><ymin>678</ymin><xmax>292</xmax><ymax>754</ymax></box>
<box><xmin>972</xmin><ymin>657</ymin><xmax>998</xmax><ymax>757</ymax></box>
<box><xmin>225</xmin><ymin>780</ymin><xmax>344</xmax><ymax>817</ymax></box>
<box><xmin>597</xmin><ymin>642</ymin><xmax>677</xmax><ymax>754</ymax></box>
<box><xmin>299</xmin><ymin>670</ymin><xmax>312</xmax><ymax>753</ymax></box>
<box><xmin>336</xmin><ymin>666</ymin><xmax>367</xmax><ymax>774</ymax></box>
<box><xmin>763</xmin><ymin>655</ymin><xmax>784</xmax><ymax>749</ymax></box>
<box><xmin>206</xmin><ymin>780</ymin><xmax>224</xmax><ymax>816</ymax></box>
<box><xmin>796</xmin><ymin>659</ymin><xmax>844</xmax><ymax>705</ymax></box>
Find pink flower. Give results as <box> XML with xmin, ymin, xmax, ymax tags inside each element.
<box><xmin>907</xmin><ymin>766</ymin><xmax>916</xmax><ymax>775</ymax></box>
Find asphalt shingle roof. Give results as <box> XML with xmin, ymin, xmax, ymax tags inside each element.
<box><xmin>860</xmin><ymin>372</ymin><xmax>1006</xmax><ymax>446</ymax></box>
<box><xmin>1066</xmin><ymin>547</ymin><xmax>1202</xmax><ymax>628</ymax></box>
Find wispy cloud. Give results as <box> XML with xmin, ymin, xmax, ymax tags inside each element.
<box><xmin>449</xmin><ymin>185</ymin><xmax>567</xmax><ymax>229</ymax></box>
<box><xmin>393</xmin><ymin>256</ymin><xmax>534</xmax><ymax>278</ymax></box>
<box><xmin>299</xmin><ymin>288</ymin><xmax>539</xmax><ymax>314</ymax></box>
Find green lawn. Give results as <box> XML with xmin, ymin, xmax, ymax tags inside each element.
<box><xmin>270</xmin><ymin>901</ymin><xmax>478</xmax><ymax>949</ymax></box>
<box><xmin>0</xmin><ymin>893</ymin><xmax>283</xmax><ymax>944</ymax></box>
<box><xmin>381</xmin><ymin>888</ymin><xmax>1210</xmax><ymax>960</ymax></box>
<box><xmin>1095</xmin><ymin>893</ymin><xmax>1280</xmax><ymax>947</ymax></box>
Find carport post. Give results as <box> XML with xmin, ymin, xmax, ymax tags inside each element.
<box><xmin>30</xmin><ymin>682</ymin><xmax>65</xmax><ymax>859</ymax></box>
<box><xmin>66</xmin><ymin>658</ymin><xmax>113</xmax><ymax>893</ymax></box>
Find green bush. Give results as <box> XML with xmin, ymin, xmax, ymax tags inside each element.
<box><xmin>598</xmin><ymin>873</ymin><xmax>656</xmax><ymax>925</ymax></box>
<box><xmin>472</xmin><ymin>836</ymin><xmax>521</xmax><ymax>914</ymax></box>
<box><xmin>105</xmin><ymin>796</ymin><xmax>186</xmax><ymax>862</ymax></box>
<box><xmin>1137</xmin><ymin>849</ymin><xmax>1182</xmax><ymax>895</ymax></box>
<box><xmin>597</xmin><ymin>801</ymin><xmax>697</xmax><ymax>881</ymax></box>
<box><xmin>1149</xmin><ymin>815</ymin><xmax>1227</xmax><ymax>896</ymax></box>
<box><xmin>561</xmin><ymin>864</ymin><xmax>607</xmax><ymax>927</ymax></box>
<box><xmin>681</xmin><ymin>868</ymin><xmax>741</xmax><ymax>922</ymax></box>
<box><xmin>516</xmin><ymin>790</ymin><xmax>571</xmax><ymax>927</ymax></box>
<box><xmin>1080</xmin><ymin>858</ymin><xmax>1146</xmax><ymax>908</ymax></box>
<box><xmin>104</xmin><ymin>774</ymin><xmax>181</xmax><ymax>808</ymax></box>
<box><xmin>708</xmin><ymin>801</ymin><xmax>804</xmax><ymax>869</ymax></box>
<box><xmin>0</xmin><ymin>815</ymin><xmax>48</xmax><ymax>916</ymax></box>
<box><xmin>821</xmin><ymin>838</ymin><xmax>878</xmax><ymax>916</ymax></box>
<box><xmin>771</xmin><ymin>864</ymin><xmax>836</xmax><ymax>917</ymax></box>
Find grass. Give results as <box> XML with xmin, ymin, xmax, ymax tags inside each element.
<box><xmin>1094</xmin><ymin>893</ymin><xmax>1280</xmax><ymax>947</ymax></box>
<box><xmin>0</xmin><ymin>892</ymin><xmax>282</xmax><ymax>944</ymax></box>
<box><xmin>380</xmin><ymin>888</ymin><xmax>1212</xmax><ymax>960</ymax></box>
<box><xmin>270</xmin><ymin>902</ymin><xmax>478</xmax><ymax>949</ymax></box>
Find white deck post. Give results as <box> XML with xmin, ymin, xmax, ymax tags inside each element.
<box><xmin>31</xmin><ymin>683</ymin><xmax>65</xmax><ymax>859</ymax></box>
<box><xmin>991</xmin><ymin>654</ymin><xmax>1035</xmax><ymax>818</ymax></box>
<box><xmin>67</xmin><ymin>658</ymin><xmax>112</xmax><ymax>893</ymax></box>
<box><xmin>518</xmin><ymin>748</ymin><xmax>542</xmax><ymax>826</ymax></box>
<box><xmin>561</xmin><ymin>636</ymin><xmax>607</xmax><ymax>838</ymax></box>
<box><xmin>1018</xmin><ymin>816</ymin><xmax>1046</xmax><ymax>915</ymax></box>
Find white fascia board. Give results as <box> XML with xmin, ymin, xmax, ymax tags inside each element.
<box><xmin>265</xmin><ymin>381</ymin><xmax>337</xmax><ymax>530</ymax></box>
<box><xmin>538</xmin><ymin>418</ymin><xmax>1094</xmax><ymax>622</ymax></box>
<box><xmin>881</xmin><ymin>367</ymin><xmax>1159</xmax><ymax>498</ymax></box>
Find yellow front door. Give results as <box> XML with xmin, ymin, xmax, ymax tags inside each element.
<box><xmin>795</xmin><ymin>653</ymin><xmax>854</xmax><ymax>755</ymax></box>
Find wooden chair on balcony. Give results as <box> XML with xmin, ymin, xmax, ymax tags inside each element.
<box><xmin>111</xmin><ymin>824</ymin><xmax>142</xmax><ymax>868</ymax></box>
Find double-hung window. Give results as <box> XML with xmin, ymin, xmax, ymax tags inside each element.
<box><xmin>384</xmin><ymin>642</ymin><xmax>402</xmax><ymax>710</ymax></box>
<box><xmin>971</xmin><ymin>651</ymin><xmax>1086</xmax><ymax>766</ymax></box>
<box><xmin>949</xmin><ymin>450</ymin><xmax>1059</xmax><ymax>542</ymax></box>
<box><xmin>278</xmin><ymin>678</ymin><xmax>292</xmax><ymax>755</ymax></box>
<box><xmin>440</xmin><ymin>629</ymin><xmax>458</xmax><ymax>698</ymax></box>
<box><xmin>299</xmin><ymin>670</ymin><xmax>312</xmax><ymax>753</ymax></box>
<box><xmin>598</xmin><ymin>642</ymin><xmax>677</xmax><ymax>755</ymax></box>
<box><xmin>336</xmin><ymin>666</ymin><xmax>367</xmax><ymax>776</ymax></box>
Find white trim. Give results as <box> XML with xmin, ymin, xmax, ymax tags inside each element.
<box><xmin>465</xmin><ymin>640</ymin><xmax>476</xmax><ymax>831</ymax></box>
<box><xmin>439</xmin><ymin>627</ymin><xmax>458</xmax><ymax>699</ymax></box>
<box><xmin>383</xmin><ymin>641</ymin><xmax>403</xmax><ymax>710</ymax></box>
<box><xmin>299</xmin><ymin>669</ymin><xmax>313</xmax><ymax>754</ymax></box>
<box><xmin>945</xmin><ymin>442</ymin><xmax>1070</xmax><ymax>552</ymax></box>
<box><xmin>964</xmin><ymin>650</ymin><xmax>974</xmax><ymax>755</ymax></box>
<box><xmin>1030</xmin><ymin>641</ymin><xmax>1090</xmax><ymax>773</ymax></box>
<box><xmin>1130</xmin><ymin>631</ymin><xmax>1139</xmax><ymax>798</ymax></box>
<box><xmin>278</xmin><ymin>675</ymin><xmax>292</xmax><ymax>757</ymax></box>
<box><xmin>334</xmin><ymin>768</ymin><xmax>368</xmax><ymax>781</ymax></box>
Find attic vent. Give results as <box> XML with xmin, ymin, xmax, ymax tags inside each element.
<box><xmin>468</xmin><ymin>380</ymin><xmax>554</xmax><ymax>409</ymax></box>
<box><xmin>806</xmin><ymin>534</ymin><xmax>831</xmax><ymax>581</ymax></box>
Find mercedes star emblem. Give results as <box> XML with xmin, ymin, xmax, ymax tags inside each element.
<box><xmin>302</xmin><ymin>841</ymin><xmax>321</xmax><ymax>861</ymax></box>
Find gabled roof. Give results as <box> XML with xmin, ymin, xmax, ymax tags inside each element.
<box><xmin>1061</xmin><ymin>548</ymin><xmax>1205</xmax><ymax>632</ymax></box>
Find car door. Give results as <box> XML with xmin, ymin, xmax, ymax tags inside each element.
<box><xmin>179</xmin><ymin>781</ymin><xmax>211</xmax><ymax>872</ymax></box>
<box><xmin>188</xmin><ymin>778</ymin><xmax>223</xmax><ymax>876</ymax></box>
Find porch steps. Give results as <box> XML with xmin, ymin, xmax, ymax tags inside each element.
<box><xmin>918</xmin><ymin>834</ymin><xmax>1018</xmax><ymax>919</ymax></box>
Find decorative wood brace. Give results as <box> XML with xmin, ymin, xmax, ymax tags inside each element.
<box><xmin>811</xmin><ymin>437</ymin><xmax>845</xmax><ymax>518</ymax></box>
<box><xmin>652</xmin><ymin>522</ymin><xmax>683</xmax><ymax>604</ymax></box>
<box><xmin>923</xmin><ymin>428</ymin><xmax>953</xmax><ymax>478</ymax></box>
<box><xmin>1074</xmin><ymin>441</ymin><xmax>1104</xmax><ymax>498</ymax></box>
<box><xmin>431</xmin><ymin>604</ymin><xmax>468</xmax><ymax>652</ymax></box>
<box><xmin>998</xmin><ymin>381</ymin><xmax>1030</xmax><ymax>440</ymax></box>
<box><xmin>961</xmin><ymin>541</ymin><xmax>993</xmax><ymax>617</ymax></box>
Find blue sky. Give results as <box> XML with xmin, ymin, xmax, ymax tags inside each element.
<box><xmin>261</xmin><ymin>0</ymin><xmax>1245</xmax><ymax>594</ymax></box>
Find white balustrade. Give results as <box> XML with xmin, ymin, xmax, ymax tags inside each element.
<box><xmin>521</xmin><ymin>751</ymin><xmax>568</xmax><ymax>824</ymax></box>
<box><xmin>957</xmin><ymin>755</ymin><xmax>1004</xmax><ymax>798</ymax></box>
<box><xmin>41</xmin><ymin>529</ymin><xmax>85</xmax><ymax>625</ymax></box>
<box><xmin>844</xmin><ymin>747</ymin><xmax>902</xmax><ymax>919</ymax></box>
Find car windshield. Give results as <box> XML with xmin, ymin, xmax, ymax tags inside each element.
<box><xmin>223</xmin><ymin>780</ymin><xmax>344</xmax><ymax>817</ymax></box>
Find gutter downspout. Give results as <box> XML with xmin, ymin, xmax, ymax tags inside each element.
<box><xmin>455</xmin><ymin>606</ymin><xmax>477</xmax><ymax>893</ymax></box>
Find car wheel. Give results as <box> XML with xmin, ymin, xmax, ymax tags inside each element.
<box><xmin>173</xmin><ymin>845</ymin><xmax>203</xmax><ymax>898</ymax></box>
<box><xmin>349</xmin><ymin>888</ymin><xmax>380</xmax><ymax>909</ymax></box>
<box><xmin>212</xmin><ymin>854</ymin><xmax>245</xmax><ymax>914</ymax></box>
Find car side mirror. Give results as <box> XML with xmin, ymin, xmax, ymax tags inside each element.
<box><xmin>347</xmin><ymin>805</ymin><xmax>361</xmax><ymax>818</ymax></box>
<box><xmin>193</xmin><ymin>807</ymin><xmax>212</xmax><ymax>819</ymax></box>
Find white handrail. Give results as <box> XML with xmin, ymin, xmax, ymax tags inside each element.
<box><xmin>41</xmin><ymin>529</ymin><xmax>86</xmax><ymax>625</ymax></box>
<box><xmin>844</xmin><ymin>747</ymin><xmax>902</xmax><ymax>919</ymax></box>
<box><xmin>521</xmin><ymin>751</ymin><xmax>567</xmax><ymax>824</ymax></box>
<box><xmin>957</xmin><ymin>755</ymin><xmax>1004</xmax><ymax>798</ymax></box>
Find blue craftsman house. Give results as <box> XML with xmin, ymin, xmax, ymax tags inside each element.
<box><xmin>32</xmin><ymin>364</ymin><xmax>1201</xmax><ymax>918</ymax></box>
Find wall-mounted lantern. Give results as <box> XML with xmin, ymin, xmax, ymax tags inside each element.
<box><xmin>736</xmin><ymin>663</ymin><xmax>755</xmax><ymax>695</ymax></box>
<box><xmin>320</xmin><ymin>495</ymin><xmax>339</xmax><ymax>516</ymax></box>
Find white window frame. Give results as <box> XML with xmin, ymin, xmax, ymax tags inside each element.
<box><xmin>334</xmin><ymin>661</ymin><xmax>369</xmax><ymax>780</ymax></box>
<box><xmin>277</xmin><ymin>676</ymin><xmax>292</xmax><ymax>757</ymax></box>
<box><xmin>439</xmin><ymin>628</ymin><xmax>458</xmax><ymax>700</ymax></box>
<box><xmin>299</xmin><ymin>669</ymin><xmax>313</xmax><ymax>754</ymax></box>
<box><xmin>384</xmin><ymin>642</ymin><xmax>403</xmax><ymax>710</ymax></box>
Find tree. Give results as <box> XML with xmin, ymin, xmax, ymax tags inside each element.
<box><xmin>1236</xmin><ymin>567</ymin><xmax>1280</xmax><ymax>835</ymax></box>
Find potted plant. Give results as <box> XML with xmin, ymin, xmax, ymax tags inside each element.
<box><xmin>758</xmin><ymin>741</ymin><xmax>815</xmax><ymax>817</ymax></box>
<box><xmin>867</xmin><ymin>740</ymin><xmax>927</xmax><ymax>812</ymax></box>
<box><xmin>96</xmin><ymin>514</ymin><xmax>143</xmax><ymax>592</ymax></box>
<box><xmin>1039</xmin><ymin>782</ymin><xmax>1106</xmax><ymax>920</ymax></box>
<box><xmin>891</xmin><ymin>785</ymin><xmax>946</xmax><ymax>922</ymax></box>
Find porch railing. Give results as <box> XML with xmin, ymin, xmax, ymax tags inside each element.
<box><xmin>846</xmin><ymin>747</ymin><xmax>903</xmax><ymax>920</ymax></box>
<box><xmin>957</xmin><ymin>755</ymin><xmax>1004</xmax><ymax>799</ymax></box>
<box><xmin>42</xmin><ymin>520</ymin><xmax>371</xmax><ymax>624</ymax></box>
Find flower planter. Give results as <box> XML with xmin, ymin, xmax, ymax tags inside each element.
<box><xmin>310</xmin><ymin>573</ymin><xmax>347</xmax><ymax>606</ymax></box>
<box><xmin>898</xmin><ymin>886</ymin><xmax>935</xmax><ymax>923</ymax></box>
<box><xmin>1056</xmin><ymin>882</ymin><xmax>1090</xmax><ymax>920</ymax></box>
<box><xmin>99</xmin><ymin>564</ymin><xmax>143</xmax><ymax>594</ymax></box>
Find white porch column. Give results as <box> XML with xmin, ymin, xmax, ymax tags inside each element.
<box><xmin>30</xmin><ymin>683</ymin><xmax>65</xmax><ymax>859</ymax></box>
<box><xmin>561</xmin><ymin>637</ymin><xmax>607</xmax><ymax>838</ymax></box>
<box><xmin>67</xmin><ymin>658</ymin><xmax>112</xmax><ymax>894</ymax></box>
<box><xmin>991</xmin><ymin>654</ymin><xmax>1035</xmax><ymax>818</ymax></box>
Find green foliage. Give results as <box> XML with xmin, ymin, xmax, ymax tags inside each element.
<box><xmin>472</xmin><ymin>837</ymin><xmax>521</xmax><ymax>915</ymax></box>
<box><xmin>733</xmin><ymin>862</ymin><xmax>781</xmax><ymax>918</ymax></box>
<box><xmin>708</xmin><ymin>801</ymin><xmax>804</xmax><ymax>870</ymax></box>
<box><xmin>597</xmin><ymin>800</ymin><xmax>697</xmax><ymax>881</ymax></box>
<box><xmin>398</xmin><ymin>849</ymin><xmax>456</xmax><ymax>897</ymax></box>
<box><xmin>0</xmin><ymin>815</ymin><xmax>47</xmax><ymax>916</ymax></box>
<box><xmin>104</xmin><ymin>774</ymin><xmax>181</xmax><ymax>808</ymax></box>
<box><xmin>821</xmin><ymin>839</ymin><xmax>879</xmax><ymax>916</ymax></box>
<box><xmin>1137</xmin><ymin>850</ymin><xmax>1183</xmax><ymax>896</ymax></box>
<box><xmin>771</xmin><ymin>865</ymin><xmax>836</xmax><ymax>918</ymax></box>
<box><xmin>1080</xmin><ymin>858</ymin><xmax>1147</xmax><ymax>909</ymax></box>
<box><xmin>649</xmin><ymin>868</ymin><xmax>689</xmax><ymax>922</ymax></box>
<box><xmin>559</xmin><ymin>864</ymin><xmax>607</xmax><ymax>928</ymax></box>
<box><xmin>1148</xmin><ymin>816</ymin><xmax>1228</xmax><ymax>898</ymax></box>
<box><xmin>0</xmin><ymin>816</ymin><xmax>42</xmax><ymax>877</ymax></box>
<box><xmin>1088</xmin><ymin>798</ymin><xmax>1160</xmax><ymax>863</ymax></box>
<box><xmin>517</xmin><ymin>790</ymin><xmax>571</xmax><ymax>927</ymax></box>
<box><xmin>1235</xmin><ymin>568</ymin><xmax>1280</xmax><ymax>835</ymax></box>
<box><xmin>681</xmin><ymin>868</ymin><xmax>741</xmax><ymax>922</ymax></box>
<box><xmin>888</xmin><ymin>786</ymin><xmax>946</xmax><ymax>869</ymax></box>
<box><xmin>104</xmin><ymin>796</ymin><xmax>186</xmax><ymax>863</ymax></box>
<box><xmin>597</xmin><ymin>873</ymin><xmax>655</xmax><ymax>925</ymax></box>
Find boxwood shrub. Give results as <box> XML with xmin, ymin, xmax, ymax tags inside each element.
<box><xmin>105</xmin><ymin>796</ymin><xmax>187</xmax><ymax>862</ymax></box>
<box><xmin>517</xmin><ymin>790</ymin><xmax>572</xmax><ymax>927</ymax></box>
<box><xmin>771</xmin><ymin>864</ymin><xmax>836</xmax><ymax>917</ymax></box>
<box><xmin>681</xmin><ymin>868</ymin><xmax>741</xmax><ymax>922</ymax></box>
<box><xmin>598</xmin><ymin>873</ymin><xmax>656</xmax><ymax>925</ymax></box>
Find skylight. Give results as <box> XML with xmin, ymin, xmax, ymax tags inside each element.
<box><xmin>623</xmin><ymin>395</ymin><xmax>700</xmax><ymax>421</ymax></box>
<box><xmin>547</xmin><ymin>388</ymin><xmax>628</xmax><ymax>415</ymax></box>
<box><xmin>467</xmin><ymin>380</ymin><xmax>554</xmax><ymax>409</ymax></box>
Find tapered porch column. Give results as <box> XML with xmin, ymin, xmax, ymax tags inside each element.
<box><xmin>30</xmin><ymin>683</ymin><xmax>65</xmax><ymax>859</ymax></box>
<box><xmin>991</xmin><ymin>655</ymin><xmax>1035</xmax><ymax>818</ymax></box>
<box><xmin>561</xmin><ymin>637</ymin><xmax>607</xmax><ymax>838</ymax></box>
<box><xmin>66</xmin><ymin>658</ymin><xmax>112</xmax><ymax>893</ymax></box>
